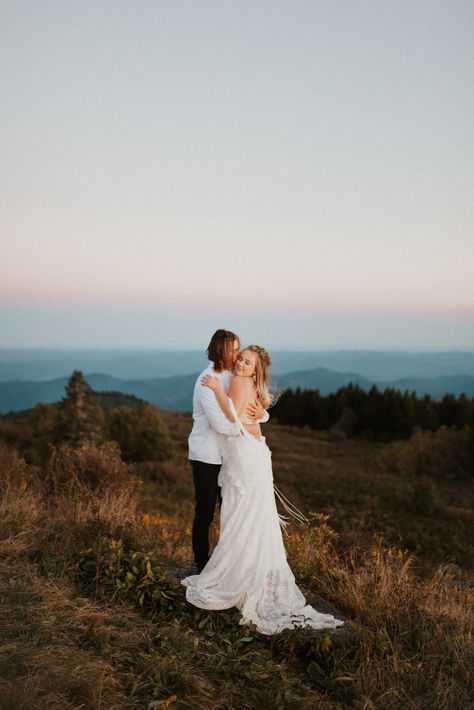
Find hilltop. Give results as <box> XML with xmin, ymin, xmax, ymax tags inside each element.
<box><xmin>0</xmin><ymin>375</ymin><xmax>473</xmax><ymax>708</ymax></box>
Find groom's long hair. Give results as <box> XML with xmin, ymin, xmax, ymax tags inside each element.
<box><xmin>207</xmin><ymin>329</ymin><xmax>239</xmax><ymax>372</ymax></box>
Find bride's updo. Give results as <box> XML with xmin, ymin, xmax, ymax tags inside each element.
<box><xmin>246</xmin><ymin>345</ymin><xmax>274</xmax><ymax>409</ymax></box>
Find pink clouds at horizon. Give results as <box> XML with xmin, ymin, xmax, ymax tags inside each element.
<box><xmin>1</xmin><ymin>287</ymin><xmax>473</xmax><ymax>317</ymax></box>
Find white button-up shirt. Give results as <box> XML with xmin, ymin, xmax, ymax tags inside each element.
<box><xmin>188</xmin><ymin>363</ymin><xmax>270</xmax><ymax>465</ymax></box>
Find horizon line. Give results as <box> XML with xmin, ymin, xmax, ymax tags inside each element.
<box><xmin>1</xmin><ymin>346</ymin><xmax>474</xmax><ymax>354</ymax></box>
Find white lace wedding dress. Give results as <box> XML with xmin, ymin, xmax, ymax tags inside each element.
<box><xmin>181</xmin><ymin>401</ymin><xmax>344</xmax><ymax>635</ymax></box>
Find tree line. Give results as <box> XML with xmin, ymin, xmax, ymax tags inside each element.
<box><xmin>271</xmin><ymin>383</ymin><xmax>474</xmax><ymax>441</ymax></box>
<box><xmin>0</xmin><ymin>370</ymin><xmax>174</xmax><ymax>464</ymax></box>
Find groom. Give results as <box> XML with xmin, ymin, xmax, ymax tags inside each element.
<box><xmin>188</xmin><ymin>328</ymin><xmax>269</xmax><ymax>572</ymax></box>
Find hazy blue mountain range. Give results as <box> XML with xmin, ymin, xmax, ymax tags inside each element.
<box><xmin>0</xmin><ymin>373</ymin><xmax>196</xmax><ymax>415</ymax></box>
<box><xmin>276</xmin><ymin>368</ymin><xmax>372</xmax><ymax>392</ymax></box>
<box><xmin>1</xmin><ymin>349</ymin><xmax>474</xmax><ymax>382</ymax></box>
<box><xmin>1</xmin><ymin>368</ymin><xmax>473</xmax><ymax>415</ymax></box>
<box><xmin>276</xmin><ymin>369</ymin><xmax>474</xmax><ymax>399</ymax></box>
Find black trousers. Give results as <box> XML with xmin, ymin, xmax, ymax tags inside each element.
<box><xmin>190</xmin><ymin>459</ymin><xmax>223</xmax><ymax>567</ymax></box>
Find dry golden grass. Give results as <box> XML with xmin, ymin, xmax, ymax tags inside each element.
<box><xmin>285</xmin><ymin>518</ymin><xmax>473</xmax><ymax>709</ymax></box>
<box><xmin>0</xmin><ymin>557</ymin><xmax>134</xmax><ymax>709</ymax></box>
<box><xmin>0</xmin><ymin>417</ymin><xmax>473</xmax><ymax>709</ymax></box>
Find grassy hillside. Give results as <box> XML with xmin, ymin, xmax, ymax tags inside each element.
<box><xmin>0</xmin><ymin>407</ymin><xmax>473</xmax><ymax>708</ymax></box>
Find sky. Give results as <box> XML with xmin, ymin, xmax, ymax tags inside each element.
<box><xmin>1</xmin><ymin>1</ymin><xmax>473</xmax><ymax>349</ymax></box>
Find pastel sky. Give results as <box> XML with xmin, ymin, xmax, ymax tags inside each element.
<box><xmin>1</xmin><ymin>1</ymin><xmax>473</xmax><ymax>349</ymax></box>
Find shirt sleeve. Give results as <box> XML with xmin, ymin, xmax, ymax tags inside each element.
<box><xmin>257</xmin><ymin>409</ymin><xmax>270</xmax><ymax>424</ymax></box>
<box><xmin>199</xmin><ymin>384</ymin><xmax>242</xmax><ymax>435</ymax></box>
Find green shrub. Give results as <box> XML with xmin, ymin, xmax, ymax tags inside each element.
<box><xmin>105</xmin><ymin>405</ymin><xmax>174</xmax><ymax>463</ymax></box>
<box><xmin>77</xmin><ymin>538</ymin><xmax>185</xmax><ymax>622</ymax></box>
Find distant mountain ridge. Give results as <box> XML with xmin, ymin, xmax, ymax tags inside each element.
<box><xmin>0</xmin><ymin>373</ymin><xmax>196</xmax><ymax>415</ymax></box>
<box><xmin>1</xmin><ymin>367</ymin><xmax>473</xmax><ymax>414</ymax></box>
<box><xmin>276</xmin><ymin>367</ymin><xmax>373</xmax><ymax>393</ymax></box>
<box><xmin>276</xmin><ymin>367</ymin><xmax>474</xmax><ymax>399</ymax></box>
<box><xmin>1</xmin><ymin>348</ymin><xmax>474</xmax><ymax>382</ymax></box>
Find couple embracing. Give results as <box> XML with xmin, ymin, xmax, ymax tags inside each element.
<box><xmin>181</xmin><ymin>329</ymin><xmax>344</xmax><ymax>636</ymax></box>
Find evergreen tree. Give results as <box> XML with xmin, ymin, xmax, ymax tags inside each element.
<box><xmin>417</xmin><ymin>393</ymin><xmax>439</xmax><ymax>431</ymax></box>
<box><xmin>334</xmin><ymin>405</ymin><xmax>358</xmax><ymax>437</ymax></box>
<box><xmin>53</xmin><ymin>370</ymin><xmax>105</xmax><ymax>446</ymax></box>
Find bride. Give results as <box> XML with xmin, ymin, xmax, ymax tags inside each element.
<box><xmin>181</xmin><ymin>345</ymin><xmax>344</xmax><ymax>635</ymax></box>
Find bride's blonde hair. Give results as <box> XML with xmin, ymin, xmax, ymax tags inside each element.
<box><xmin>245</xmin><ymin>345</ymin><xmax>276</xmax><ymax>409</ymax></box>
